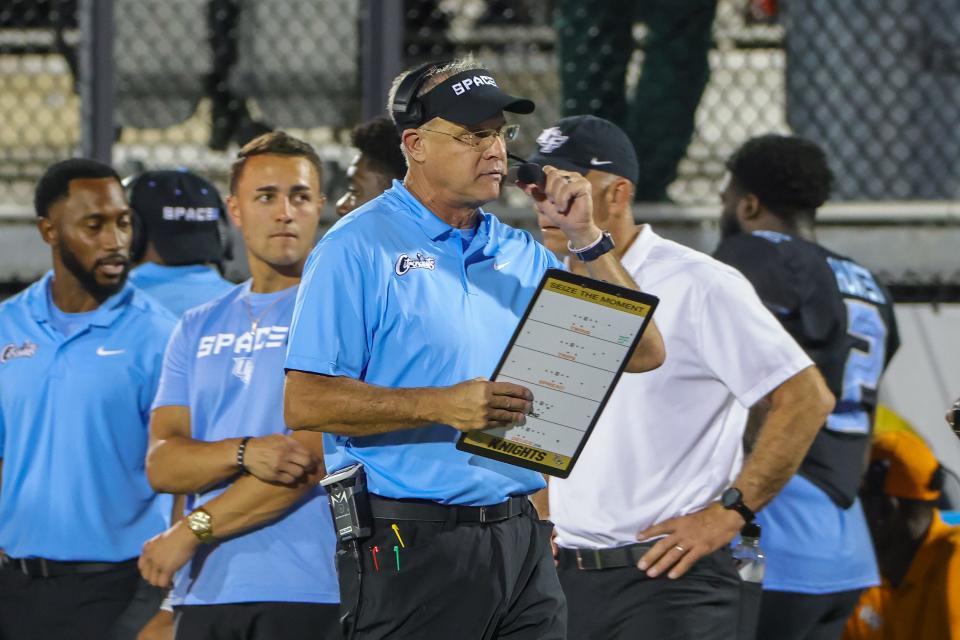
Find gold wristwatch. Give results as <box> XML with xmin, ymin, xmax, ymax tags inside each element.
<box><xmin>185</xmin><ymin>508</ymin><xmax>214</xmax><ymax>543</ymax></box>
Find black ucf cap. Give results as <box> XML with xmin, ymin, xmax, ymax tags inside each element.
<box><xmin>527</xmin><ymin>115</ymin><xmax>639</xmax><ymax>184</ymax></box>
<box><xmin>127</xmin><ymin>169</ymin><xmax>225</xmax><ymax>266</ymax></box>
<box><xmin>394</xmin><ymin>65</ymin><xmax>535</xmax><ymax>132</ymax></box>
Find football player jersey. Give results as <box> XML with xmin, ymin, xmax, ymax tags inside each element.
<box><xmin>715</xmin><ymin>230</ymin><xmax>900</xmax><ymax>507</ymax></box>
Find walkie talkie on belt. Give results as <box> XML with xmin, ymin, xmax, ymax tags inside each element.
<box><xmin>320</xmin><ymin>463</ymin><xmax>373</xmax><ymax>543</ymax></box>
<box><xmin>321</xmin><ymin>463</ymin><xmax>373</xmax><ymax>640</ymax></box>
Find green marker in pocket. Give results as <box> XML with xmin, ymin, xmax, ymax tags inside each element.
<box><xmin>394</xmin><ymin>545</ymin><xmax>401</xmax><ymax>571</ymax></box>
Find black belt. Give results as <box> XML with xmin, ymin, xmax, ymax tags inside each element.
<box><xmin>0</xmin><ymin>556</ymin><xmax>134</xmax><ymax>578</ymax></box>
<box><xmin>556</xmin><ymin>543</ymin><xmax>653</xmax><ymax>571</ymax></box>
<box><xmin>369</xmin><ymin>495</ymin><xmax>530</xmax><ymax>524</ymax></box>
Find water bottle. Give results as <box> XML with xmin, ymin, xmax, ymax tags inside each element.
<box><xmin>731</xmin><ymin>523</ymin><xmax>765</xmax><ymax>583</ymax></box>
<box><xmin>734</xmin><ymin>523</ymin><xmax>765</xmax><ymax>638</ymax></box>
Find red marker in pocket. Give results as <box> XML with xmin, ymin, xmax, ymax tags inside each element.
<box><xmin>371</xmin><ymin>545</ymin><xmax>380</xmax><ymax>572</ymax></box>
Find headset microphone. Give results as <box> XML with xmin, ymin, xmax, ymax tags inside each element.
<box><xmin>515</xmin><ymin>162</ymin><xmax>545</xmax><ymax>188</ymax></box>
<box><xmin>513</xmin><ymin>162</ymin><xmax>579</xmax><ymax>214</ymax></box>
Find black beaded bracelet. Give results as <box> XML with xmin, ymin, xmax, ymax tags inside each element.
<box><xmin>236</xmin><ymin>436</ymin><xmax>252</xmax><ymax>473</ymax></box>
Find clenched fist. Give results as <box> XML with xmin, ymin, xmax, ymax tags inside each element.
<box><xmin>440</xmin><ymin>378</ymin><xmax>534</xmax><ymax>432</ymax></box>
<box><xmin>242</xmin><ymin>434</ymin><xmax>317</xmax><ymax>485</ymax></box>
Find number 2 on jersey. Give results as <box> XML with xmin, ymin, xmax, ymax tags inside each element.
<box><xmin>826</xmin><ymin>300</ymin><xmax>887</xmax><ymax>434</ymax></box>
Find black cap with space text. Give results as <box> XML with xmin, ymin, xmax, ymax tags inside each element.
<box><xmin>527</xmin><ymin>115</ymin><xmax>639</xmax><ymax>184</ymax></box>
<box><xmin>415</xmin><ymin>69</ymin><xmax>535</xmax><ymax>129</ymax></box>
<box><xmin>126</xmin><ymin>169</ymin><xmax>225</xmax><ymax>266</ymax></box>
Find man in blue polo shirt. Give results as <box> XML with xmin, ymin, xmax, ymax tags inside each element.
<box><xmin>283</xmin><ymin>57</ymin><xmax>664</xmax><ymax>639</ymax></box>
<box><xmin>127</xmin><ymin>169</ymin><xmax>235</xmax><ymax>317</ymax></box>
<box><xmin>136</xmin><ymin>132</ymin><xmax>339</xmax><ymax>639</ymax></box>
<box><xmin>0</xmin><ymin>158</ymin><xmax>176</xmax><ymax>639</ymax></box>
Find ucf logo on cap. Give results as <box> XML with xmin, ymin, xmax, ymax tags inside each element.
<box><xmin>536</xmin><ymin>127</ymin><xmax>568</xmax><ymax>154</ymax></box>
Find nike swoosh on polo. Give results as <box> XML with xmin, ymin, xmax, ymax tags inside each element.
<box><xmin>590</xmin><ymin>158</ymin><xmax>613</xmax><ymax>166</ymax></box>
<box><xmin>96</xmin><ymin>346</ymin><xmax>125</xmax><ymax>356</ymax></box>
<box><xmin>493</xmin><ymin>260</ymin><xmax>512</xmax><ymax>271</ymax></box>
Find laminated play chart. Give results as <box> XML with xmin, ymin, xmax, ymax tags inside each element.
<box><xmin>457</xmin><ymin>269</ymin><xmax>658</xmax><ymax>477</ymax></box>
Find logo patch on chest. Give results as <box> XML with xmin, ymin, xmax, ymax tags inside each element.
<box><xmin>0</xmin><ymin>340</ymin><xmax>38</xmax><ymax>364</ymax></box>
<box><xmin>232</xmin><ymin>357</ymin><xmax>254</xmax><ymax>385</ymax></box>
<box><xmin>394</xmin><ymin>252</ymin><xmax>437</xmax><ymax>276</ymax></box>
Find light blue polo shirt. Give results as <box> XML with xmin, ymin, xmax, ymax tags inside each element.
<box><xmin>153</xmin><ymin>282</ymin><xmax>338</xmax><ymax>606</ymax></box>
<box><xmin>0</xmin><ymin>272</ymin><xmax>176</xmax><ymax>561</ymax></box>
<box><xmin>129</xmin><ymin>263</ymin><xmax>234</xmax><ymax>317</ymax></box>
<box><xmin>286</xmin><ymin>181</ymin><xmax>562</xmax><ymax>506</ymax></box>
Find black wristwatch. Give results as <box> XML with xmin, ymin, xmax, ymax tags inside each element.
<box><xmin>720</xmin><ymin>487</ymin><xmax>755</xmax><ymax>523</ymax></box>
<box><xmin>568</xmin><ymin>231</ymin><xmax>615</xmax><ymax>262</ymax></box>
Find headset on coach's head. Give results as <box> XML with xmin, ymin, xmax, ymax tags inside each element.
<box><xmin>391</xmin><ymin>61</ymin><xmax>445</xmax><ymax>132</ymax></box>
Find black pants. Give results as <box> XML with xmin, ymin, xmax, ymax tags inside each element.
<box><xmin>113</xmin><ymin>578</ymin><xmax>166</xmax><ymax>639</ymax></box>
<box><xmin>756</xmin><ymin>589</ymin><xmax>863</xmax><ymax>640</ymax></box>
<box><xmin>174</xmin><ymin>601</ymin><xmax>340</xmax><ymax>640</ymax></box>
<box><xmin>0</xmin><ymin>560</ymin><xmax>141</xmax><ymax>640</ymax></box>
<box><xmin>559</xmin><ymin>547</ymin><xmax>745</xmax><ymax>640</ymax></box>
<box><xmin>337</xmin><ymin>503</ymin><xmax>565</xmax><ymax>639</ymax></box>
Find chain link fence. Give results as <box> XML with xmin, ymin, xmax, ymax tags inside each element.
<box><xmin>2</xmin><ymin>0</ymin><xmax>959</xmax><ymax>215</ymax></box>
<box><xmin>783</xmin><ymin>0</ymin><xmax>960</xmax><ymax>201</ymax></box>
<box><xmin>0</xmin><ymin>0</ymin><xmax>79</xmax><ymax>214</ymax></box>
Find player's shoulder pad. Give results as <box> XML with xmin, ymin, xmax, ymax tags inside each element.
<box><xmin>714</xmin><ymin>231</ymin><xmax>790</xmax><ymax>267</ymax></box>
<box><xmin>750</xmin><ymin>230</ymin><xmax>794</xmax><ymax>245</ymax></box>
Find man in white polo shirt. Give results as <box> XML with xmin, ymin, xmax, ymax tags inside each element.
<box><xmin>528</xmin><ymin>116</ymin><xmax>836</xmax><ymax>639</ymax></box>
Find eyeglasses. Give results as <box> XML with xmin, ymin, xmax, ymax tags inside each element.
<box><xmin>419</xmin><ymin>123</ymin><xmax>520</xmax><ymax>149</ymax></box>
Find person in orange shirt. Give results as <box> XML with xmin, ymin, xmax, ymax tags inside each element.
<box><xmin>843</xmin><ymin>429</ymin><xmax>960</xmax><ymax>639</ymax></box>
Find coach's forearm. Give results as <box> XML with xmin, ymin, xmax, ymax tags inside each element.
<box><xmin>195</xmin><ymin>431</ymin><xmax>327</xmax><ymax>539</ymax></box>
<box><xmin>147</xmin><ymin>435</ymin><xmax>243</xmax><ymax>495</ymax></box>
<box><xmin>578</xmin><ymin>249</ymin><xmax>665</xmax><ymax>373</ymax></box>
<box><xmin>198</xmin><ymin>477</ymin><xmax>314</xmax><ymax>539</ymax></box>
<box><xmin>733</xmin><ymin>365</ymin><xmax>834</xmax><ymax>512</ymax></box>
<box><xmin>284</xmin><ymin>371</ymin><xmax>441</xmax><ymax>436</ymax></box>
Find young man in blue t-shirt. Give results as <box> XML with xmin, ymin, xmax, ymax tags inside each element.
<box><xmin>137</xmin><ymin>132</ymin><xmax>339</xmax><ymax>639</ymax></box>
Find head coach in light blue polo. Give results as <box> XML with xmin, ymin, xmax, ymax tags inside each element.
<box><xmin>283</xmin><ymin>56</ymin><xmax>665</xmax><ymax>639</ymax></box>
<box><xmin>0</xmin><ymin>159</ymin><xmax>176</xmax><ymax>639</ymax></box>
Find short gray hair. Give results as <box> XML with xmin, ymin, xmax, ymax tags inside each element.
<box><xmin>386</xmin><ymin>54</ymin><xmax>487</xmax><ymax>125</ymax></box>
<box><xmin>387</xmin><ymin>55</ymin><xmax>487</xmax><ymax>166</ymax></box>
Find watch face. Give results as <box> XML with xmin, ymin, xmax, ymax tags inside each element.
<box><xmin>189</xmin><ymin>510</ymin><xmax>212</xmax><ymax>531</ymax></box>
<box><xmin>721</xmin><ymin>488</ymin><xmax>741</xmax><ymax>507</ymax></box>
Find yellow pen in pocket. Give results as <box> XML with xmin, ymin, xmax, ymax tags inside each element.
<box><xmin>391</xmin><ymin>523</ymin><xmax>406</xmax><ymax>548</ymax></box>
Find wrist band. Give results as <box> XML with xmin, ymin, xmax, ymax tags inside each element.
<box><xmin>568</xmin><ymin>231</ymin><xmax>616</xmax><ymax>262</ymax></box>
<box><xmin>236</xmin><ymin>436</ymin><xmax>252</xmax><ymax>473</ymax></box>
<box><xmin>567</xmin><ymin>232</ymin><xmax>605</xmax><ymax>255</ymax></box>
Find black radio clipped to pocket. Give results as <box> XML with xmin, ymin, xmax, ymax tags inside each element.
<box><xmin>320</xmin><ymin>463</ymin><xmax>373</xmax><ymax>543</ymax></box>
